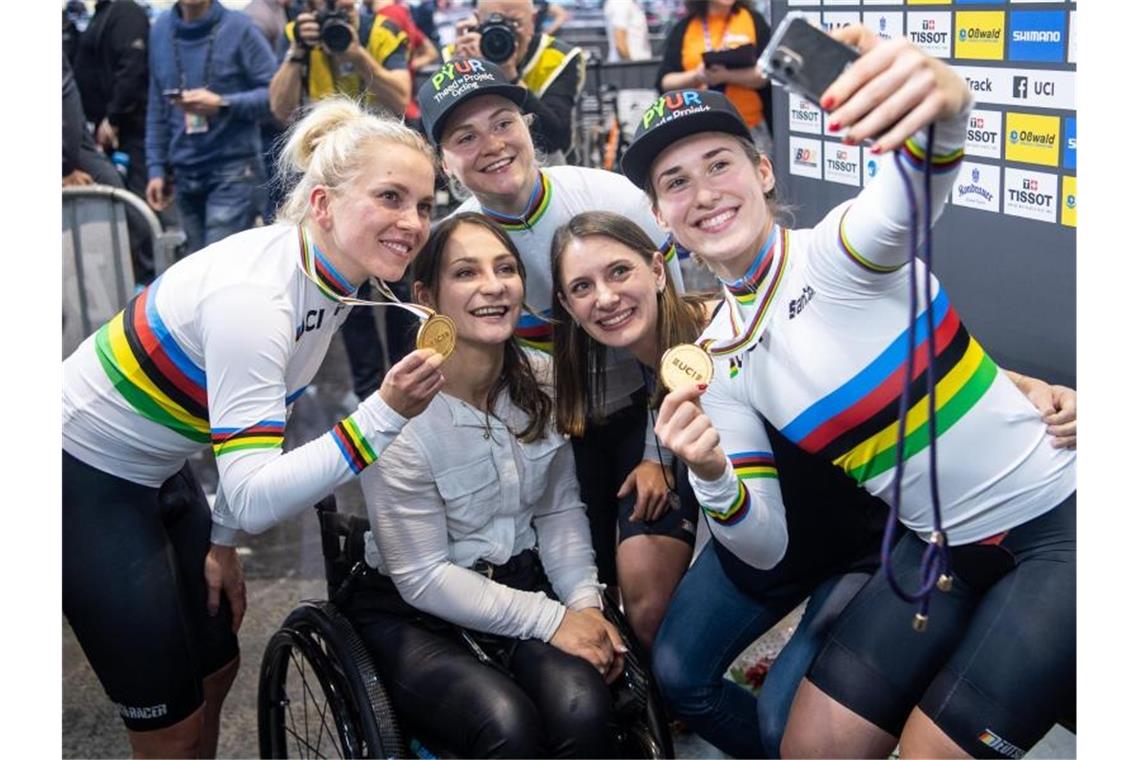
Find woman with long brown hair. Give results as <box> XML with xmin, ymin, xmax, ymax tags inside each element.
<box><xmin>350</xmin><ymin>213</ymin><xmax>624</xmax><ymax>757</ymax></box>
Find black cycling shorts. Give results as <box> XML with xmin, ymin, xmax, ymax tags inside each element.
<box><xmin>62</xmin><ymin>451</ymin><xmax>239</xmax><ymax>731</ymax></box>
<box><xmin>571</xmin><ymin>396</ymin><xmax>698</xmax><ymax>586</ymax></box>
<box><xmin>807</xmin><ymin>492</ymin><xmax>1076</xmax><ymax>758</ymax></box>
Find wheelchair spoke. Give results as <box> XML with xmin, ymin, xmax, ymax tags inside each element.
<box><xmin>291</xmin><ymin>639</ymin><xmax>342</xmax><ymax>758</ymax></box>
<box><xmin>284</xmin><ymin>725</ymin><xmax>331</xmax><ymax>759</ymax></box>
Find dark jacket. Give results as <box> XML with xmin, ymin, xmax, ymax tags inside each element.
<box><xmin>146</xmin><ymin>0</ymin><xmax>277</xmax><ymax>178</ymax></box>
<box><xmin>75</xmin><ymin>0</ymin><xmax>151</xmax><ymax>138</ymax></box>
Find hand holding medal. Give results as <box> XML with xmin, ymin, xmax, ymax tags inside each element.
<box><xmin>654</xmin><ymin>344</ymin><xmax>727</xmax><ymax>482</ymax></box>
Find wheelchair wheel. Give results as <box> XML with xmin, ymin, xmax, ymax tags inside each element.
<box><xmin>602</xmin><ymin>595</ymin><xmax>675</xmax><ymax>758</ymax></box>
<box><xmin>258</xmin><ymin>601</ymin><xmax>404</xmax><ymax>759</ymax></box>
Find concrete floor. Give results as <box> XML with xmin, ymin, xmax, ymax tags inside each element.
<box><xmin>61</xmin><ymin>314</ymin><xmax>1076</xmax><ymax>758</ymax></box>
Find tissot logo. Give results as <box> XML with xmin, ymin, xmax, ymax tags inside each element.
<box><xmin>1004</xmin><ymin>167</ymin><xmax>1057</xmax><ymax>223</ymax></box>
<box><xmin>908</xmin><ymin>12</ymin><xmax>951</xmax><ymax>56</ymax></box>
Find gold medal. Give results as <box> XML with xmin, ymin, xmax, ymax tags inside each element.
<box><xmin>416</xmin><ymin>313</ymin><xmax>457</xmax><ymax>359</ymax></box>
<box><xmin>659</xmin><ymin>344</ymin><xmax>714</xmax><ymax>392</ymax></box>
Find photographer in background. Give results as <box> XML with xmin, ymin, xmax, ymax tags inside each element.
<box><xmin>445</xmin><ymin>0</ymin><xmax>583</xmax><ymax>159</ymax></box>
<box><xmin>269</xmin><ymin>0</ymin><xmax>414</xmax><ymax>408</ymax></box>
<box><xmin>268</xmin><ymin>0</ymin><xmax>411</xmax><ymax>123</ymax></box>
<box><xmin>145</xmin><ymin>0</ymin><xmax>277</xmax><ymax>255</ymax></box>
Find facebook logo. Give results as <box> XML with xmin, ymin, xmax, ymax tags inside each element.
<box><xmin>1013</xmin><ymin>76</ymin><xmax>1029</xmax><ymax>99</ymax></box>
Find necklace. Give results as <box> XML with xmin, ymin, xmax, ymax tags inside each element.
<box><xmin>460</xmin><ymin>400</ymin><xmax>495</xmax><ymax>441</ymax></box>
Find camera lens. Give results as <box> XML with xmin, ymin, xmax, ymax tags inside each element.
<box><xmin>480</xmin><ymin>27</ymin><xmax>516</xmax><ymax>63</ymax></box>
<box><xmin>321</xmin><ymin>18</ymin><xmax>354</xmax><ymax>53</ymax></box>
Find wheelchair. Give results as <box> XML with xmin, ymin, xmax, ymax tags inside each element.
<box><xmin>257</xmin><ymin>496</ymin><xmax>675</xmax><ymax>759</ymax></box>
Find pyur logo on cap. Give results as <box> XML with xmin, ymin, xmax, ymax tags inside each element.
<box><xmin>621</xmin><ymin>89</ymin><xmax>753</xmax><ymax>189</ymax></box>
<box><xmin>416</xmin><ymin>58</ymin><xmax>528</xmax><ymax>146</ymax></box>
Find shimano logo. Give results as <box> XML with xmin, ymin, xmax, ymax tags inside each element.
<box><xmin>1013</xmin><ymin>30</ymin><xmax>1061</xmax><ymax>43</ymax></box>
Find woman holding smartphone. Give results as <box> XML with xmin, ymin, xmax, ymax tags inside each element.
<box><xmin>551</xmin><ymin>209</ymin><xmax>1076</xmax><ymax>757</ymax></box>
<box><xmin>623</xmin><ymin>24</ymin><xmax>1076</xmax><ymax>759</ymax></box>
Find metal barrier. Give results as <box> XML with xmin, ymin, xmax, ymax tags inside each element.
<box><xmin>61</xmin><ymin>185</ymin><xmax>184</xmax><ymax>357</ymax></box>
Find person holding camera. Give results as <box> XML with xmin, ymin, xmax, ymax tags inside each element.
<box><xmin>444</xmin><ymin>0</ymin><xmax>584</xmax><ymax>160</ymax></box>
<box><xmin>269</xmin><ymin>0</ymin><xmax>411</xmax><ymax>124</ymax></box>
<box><xmin>145</xmin><ymin>0</ymin><xmax>277</xmax><ymax>256</ymax></box>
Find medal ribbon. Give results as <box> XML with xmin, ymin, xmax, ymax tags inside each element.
<box><xmin>297</xmin><ymin>226</ymin><xmax>435</xmax><ymax>320</ymax></box>
<box><xmin>699</xmin><ymin>226</ymin><xmax>790</xmax><ymax>358</ymax></box>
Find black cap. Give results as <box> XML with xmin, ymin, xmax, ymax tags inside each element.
<box><xmin>620</xmin><ymin>89</ymin><xmax>753</xmax><ymax>190</ymax></box>
<box><xmin>416</xmin><ymin>58</ymin><xmax>529</xmax><ymax>146</ymax></box>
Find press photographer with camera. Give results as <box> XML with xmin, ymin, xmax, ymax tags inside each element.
<box><xmin>268</xmin><ymin>0</ymin><xmax>412</xmax><ymax>124</ymax></box>
<box><xmin>445</xmin><ymin>0</ymin><xmax>583</xmax><ymax>159</ymax></box>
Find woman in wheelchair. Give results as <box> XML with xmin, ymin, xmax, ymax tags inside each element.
<box><xmin>343</xmin><ymin>212</ymin><xmax>626</xmax><ymax>758</ymax></box>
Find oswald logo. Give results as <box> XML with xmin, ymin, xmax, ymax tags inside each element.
<box><xmin>641</xmin><ymin>90</ymin><xmax>704</xmax><ymax>129</ymax></box>
<box><xmin>1066</xmin><ymin>194</ymin><xmax>1076</xmax><ymax>209</ymax></box>
<box><xmin>431</xmin><ymin>59</ymin><xmax>486</xmax><ymax>90</ymax></box>
<box><xmin>1010</xmin><ymin>129</ymin><xmax>1055</xmax><ymax>147</ymax></box>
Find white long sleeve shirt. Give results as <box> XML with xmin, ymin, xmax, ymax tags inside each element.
<box><xmin>361</xmin><ymin>352</ymin><xmax>604</xmax><ymax>642</ymax></box>
<box><xmin>63</xmin><ymin>224</ymin><xmax>408</xmax><ymax>542</ymax></box>
<box><xmin>691</xmin><ymin>102</ymin><xmax>1075</xmax><ymax>568</ymax></box>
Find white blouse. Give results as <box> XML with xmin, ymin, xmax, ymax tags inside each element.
<box><xmin>360</xmin><ymin>354</ymin><xmax>604</xmax><ymax>642</ymax></box>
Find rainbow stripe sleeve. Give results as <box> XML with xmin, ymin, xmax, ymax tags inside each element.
<box><xmin>212</xmin><ymin>420</ymin><xmax>286</xmax><ymax>456</ymax></box>
<box><xmin>702</xmin><ymin>452</ymin><xmax>777</xmax><ymax>526</ymax></box>
<box><xmin>330</xmin><ymin>414</ymin><xmax>380</xmax><ymax>474</ymax></box>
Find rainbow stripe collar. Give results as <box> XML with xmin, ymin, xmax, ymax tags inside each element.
<box><xmin>700</xmin><ymin>226</ymin><xmax>790</xmax><ymax>358</ymax></box>
<box><xmin>298</xmin><ymin>226</ymin><xmax>359</xmax><ymax>302</ymax></box>
<box><xmin>480</xmin><ymin>171</ymin><xmax>553</xmax><ymax>231</ymax></box>
<box><xmin>722</xmin><ymin>226</ymin><xmax>779</xmax><ymax>306</ymax></box>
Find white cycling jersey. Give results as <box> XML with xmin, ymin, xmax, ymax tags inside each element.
<box><xmin>63</xmin><ymin>224</ymin><xmax>409</xmax><ymax>540</ymax></box>
<box><xmin>690</xmin><ymin>106</ymin><xmax>1076</xmax><ymax>568</ymax></box>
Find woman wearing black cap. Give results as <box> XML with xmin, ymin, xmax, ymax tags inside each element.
<box><xmin>622</xmin><ymin>24</ymin><xmax>1076</xmax><ymax>759</ymax></box>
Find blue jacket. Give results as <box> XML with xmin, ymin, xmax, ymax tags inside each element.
<box><xmin>146</xmin><ymin>0</ymin><xmax>276</xmax><ymax>178</ymax></box>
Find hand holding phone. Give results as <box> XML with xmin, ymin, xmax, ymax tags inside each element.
<box><xmin>761</xmin><ymin>16</ymin><xmax>970</xmax><ymax>153</ymax></box>
<box><xmin>162</xmin><ymin>88</ymin><xmax>183</xmax><ymax>102</ymax></box>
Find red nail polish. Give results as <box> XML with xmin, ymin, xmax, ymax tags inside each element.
<box><xmin>821</xmin><ymin>95</ymin><xmax>835</xmax><ymax>110</ymax></box>
<box><xmin>842</xmin><ymin>135</ymin><xmax>856</xmax><ymax>146</ymax></box>
<box><xmin>827</xmin><ymin>120</ymin><xmax>841</xmax><ymax>133</ymax></box>
<box><xmin>697</xmin><ymin>383</ymin><xmax>708</xmax><ymax>391</ymax></box>
<box><xmin>870</xmin><ymin>144</ymin><xmax>883</xmax><ymax>155</ymax></box>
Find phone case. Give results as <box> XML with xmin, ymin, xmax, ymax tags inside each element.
<box><xmin>759</xmin><ymin>14</ymin><xmax>859</xmax><ymax>105</ymax></box>
<box><xmin>702</xmin><ymin>44</ymin><xmax>758</xmax><ymax>70</ymax></box>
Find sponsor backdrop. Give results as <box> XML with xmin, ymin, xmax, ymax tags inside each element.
<box><xmin>772</xmin><ymin>0</ymin><xmax>1076</xmax><ymax>385</ymax></box>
